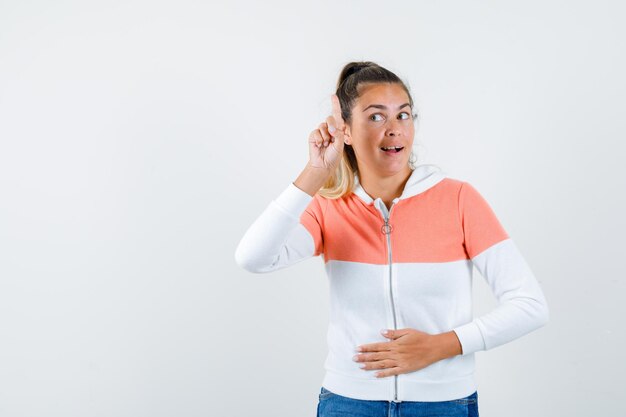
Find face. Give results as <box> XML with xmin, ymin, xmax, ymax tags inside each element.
<box><xmin>344</xmin><ymin>82</ymin><xmax>415</xmax><ymax>177</ymax></box>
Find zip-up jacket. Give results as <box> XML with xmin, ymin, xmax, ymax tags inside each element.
<box><xmin>235</xmin><ymin>164</ymin><xmax>549</xmax><ymax>402</ymax></box>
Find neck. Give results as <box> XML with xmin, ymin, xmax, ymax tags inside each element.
<box><xmin>358</xmin><ymin>165</ymin><xmax>413</xmax><ymax>204</ymax></box>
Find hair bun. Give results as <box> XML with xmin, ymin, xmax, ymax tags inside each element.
<box><xmin>345</xmin><ymin>62</ymin><xmax>376</xmax><ymax>78</ymax></box>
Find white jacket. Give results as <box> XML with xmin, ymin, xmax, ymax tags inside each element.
<box><xmin>235</xmin><ymin>164</ymin><xmax>549</xmax><ymax>402</ymax></box>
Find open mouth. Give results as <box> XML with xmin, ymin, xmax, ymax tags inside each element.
<box><xmin>380</xmin><ymin>146</ymin><xmax>404</xmax><ymax>153</ymax></box>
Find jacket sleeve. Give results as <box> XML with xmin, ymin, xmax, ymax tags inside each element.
<box><xmin>234</xmin><ymin>182</ymin><xmax>325</xmax><ymax>273</ymax></box>
<box><xmin>452</xmin><ymin>181</ymin><xmax>550</xmax><ymax>356</ymax></box>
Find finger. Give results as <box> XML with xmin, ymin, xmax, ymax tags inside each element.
<box><xmin>354</xmin><ymin>352</ymin><xmax>385</xmax><ymax>363</ymax></box>
<box><xmin>328</xmin><ymin>132</ymin><xmax>344</xmax><ymax>154</ymax></box>
<box><xmin>309</xmin><ymin>129</ymin><xmax>323</xmax><ymax>148</ymax></box>
<box><xmin>326</xmin><ymin>116</ymin><xmax>337</xmax><ymax>135</ymax></box>
<box><xmin>360</xmin><ymin>358</ymin><xmax>394</xmax><ymax>371</ymax></box>
<box><xmin>375</xmin><ymin>367</ymin><xmax>402</xmax><ymax>378</ymax></box>
<box><xmin>324</xmin><ymin>116</ymin><xmax>340</xmax><ymax>143</ymax></box>
<box><xmin>382</xmin><ymin>329</ymin><xmax>402</xmax><ymax>339</ymax></box>
<box><xmin>330</xmin><ymin>94</ymin><xmax>345</xmax><ymax>131</ymax></box>
<box><xmin>318</xmin><ymin>122</ymin><xmax>331</xmax><ymax>146</ymax></box>
<box><xmin>356</xmin><ymin>343</ymin><xmax>392</xmax><ymax>353</ymax></box>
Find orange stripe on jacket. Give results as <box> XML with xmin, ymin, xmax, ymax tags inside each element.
<box><xmin>300</xmin><ymin>178</ymin><xmax>509</xmax><ymax>264</ymax></box>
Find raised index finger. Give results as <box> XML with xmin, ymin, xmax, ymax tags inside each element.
<box><xmin>331</xmin><ymin>94</ymin><xmax>345</xmax><ymax>130</ymax></box>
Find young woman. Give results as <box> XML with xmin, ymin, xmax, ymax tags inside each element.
<box><xmin>235</xmin><ymin>61</ymin><xmax>549</xmax><ymax>417</ymax></box>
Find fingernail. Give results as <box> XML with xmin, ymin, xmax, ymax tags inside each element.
<box><xmin>323</xmin><ymin>141</ymin><xmax>328</xmax><ymax>147</ymax></box>
<box><xmin>352</xmin><ymin>355</ymin><xmax>359</xmax><ymax>361</ymax></box>
<box><xmin>328</xmin><ymin>125</ymin><xmax>336</xmax><ymax>134</ymax></box>
<box><xmin>380</xmin><ymin>329</ymin><xmax>388</xmax><ymax>335</ymax></box>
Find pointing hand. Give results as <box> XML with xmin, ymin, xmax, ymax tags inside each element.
<box><xmin>308</xmin><ymin>94</ymin><xmax>346</xmax><ymax>171</ymax></box>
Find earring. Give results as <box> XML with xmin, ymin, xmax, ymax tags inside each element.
<box><xmin>408</xmin><ymin>150</ymin><xmax>417</xmax><ymax>169</ymax></box>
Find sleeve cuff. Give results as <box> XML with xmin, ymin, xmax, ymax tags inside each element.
<box><xmin>272</xmin><ymin>182</ymin><xmax>314</xmax><ymax>221</ymax></box>
<box><xmin>453</xmin><ymin>321</ymin><xmax>487</xmax><ymax>356</ymax></box>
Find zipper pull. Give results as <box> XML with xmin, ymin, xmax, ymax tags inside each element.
<box><xmin>381</xmin><ymin>219</ymin><xmax>393</xmax><ymax>235</ymax></box>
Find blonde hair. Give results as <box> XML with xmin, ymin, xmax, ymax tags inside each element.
<box><xmin>317</xmin><ymin>61</ymin><xmax>418</xmax><ymax>200</ymax></box>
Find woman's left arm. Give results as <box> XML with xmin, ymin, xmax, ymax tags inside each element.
<box><xmin>452</xmin><ymin>237</ymin><xmax>550</xmax><ymax>355</ymax></box>
<box><xmin>354</xmin><ymin>181</ymin><xmax>549</xmax><ymax>376</ymax></box>
<box><xmin>451</xmin><ymin>181</ymin><xmax>550</xmax><ymax>356</ymax></box>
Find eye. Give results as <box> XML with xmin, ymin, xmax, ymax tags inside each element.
<box><xmin>398</xmin><ymin>112</ymin><xmax>411</xmax><ymax>120</ymax></box>
<box><xmin>369</xmin><ymin>113</ymin><xmax>384</xmax><ymax>122</ymax></box>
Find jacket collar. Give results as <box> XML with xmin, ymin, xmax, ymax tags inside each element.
<box><xmin>353</xmin><ymin>164</ymin><xmax>447</xmax><ymax>205</ymax></box>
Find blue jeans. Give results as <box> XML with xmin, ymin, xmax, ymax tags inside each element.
<box><xmin>316</xmin><ymin>386</ymin><xmax>479</xmax><ymax>417</ymax></box>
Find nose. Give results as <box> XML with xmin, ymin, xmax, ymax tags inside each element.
<box><xmin>386</xmin><ymin>119</ymin><xmax>402</xmax><ymax>136</ymax></box>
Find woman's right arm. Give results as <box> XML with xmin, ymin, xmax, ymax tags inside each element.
<box><xmin>234</xmin><ymin>166</ymin><xmax>329</xmax><ymax>273</ymax></box>
<box><xmin>234</xmin><ymin>95</ymin><xmax>347</xmax><ymax>273</ymax></box>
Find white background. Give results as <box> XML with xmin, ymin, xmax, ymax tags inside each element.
<box><xmin>1</xmin><ymin>1</ymin><xmax>624</xmax><ymax>416</ymax></box>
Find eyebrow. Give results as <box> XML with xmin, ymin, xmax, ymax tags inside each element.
<box><xmin>362</xmin><ymin>103</ymin><xmax>411</xmax><ymax>112</ymax></box>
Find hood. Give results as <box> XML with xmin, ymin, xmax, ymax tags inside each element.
<box><xmin>353</xmin><ymin>164</ymin><xmax>447</xmax><ymax>205</ymax></box>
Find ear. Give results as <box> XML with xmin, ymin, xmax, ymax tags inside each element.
<box><xmin>344</xmin><ymin>124</ymin><xmax>352</xmax><ymax>145</ymax></box>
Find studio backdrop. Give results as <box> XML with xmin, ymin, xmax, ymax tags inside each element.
<box><xmin>0</xmin><ymin>1</ymin><xmax>624</xmax><ymax>416</ymax></box>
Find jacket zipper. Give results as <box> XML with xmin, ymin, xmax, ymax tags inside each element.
<box><xmin>375</xmin><ymin>199</ymin><xmax>400</xmax><ymax>403</ymax></box>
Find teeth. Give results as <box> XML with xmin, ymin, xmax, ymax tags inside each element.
<box><xmin>381</xmin><ymin>146</ymin><xmax>402</xmax><ymax>150</ymax></box>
